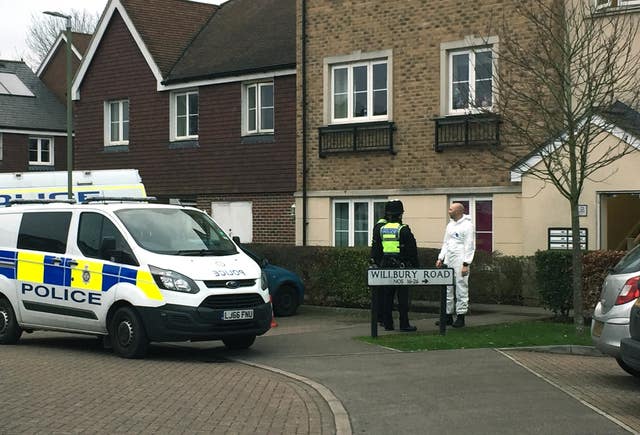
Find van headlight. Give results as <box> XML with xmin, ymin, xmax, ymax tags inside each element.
<box><xmin>150</xmin><ymin>265</ymin><xmax>199</xmax><ymax>294</ymax></box>
<box><xmin>261</xmin><ymin>270</ymin><xmax>269</xmax><ymax>291</ymax></box>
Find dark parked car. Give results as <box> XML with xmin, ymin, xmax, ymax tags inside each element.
<box><xmin>236</xmin><ymin>243</ymin><xmax>304</xmax><ymax>317</ymax></box>
<box><xmin>620</xmin><ymin>300</ymin><xmax>640</xmax><ymax>378</ymax></box>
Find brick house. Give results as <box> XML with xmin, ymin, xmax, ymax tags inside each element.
<box><xmin>296</xmin><ymin>0</ymin><xmax>640</xmax><ymax>255</ymax></box>
<box><xmin>0</xmin><ymin>60</ymin><xmax>69</xmax><ymax>174</ymax></box>
<box><xmin>72</xmin><ymin>0</ymin><xmax>296</xmax><ymax>244</ymax></box>
<box><xmin>37</xmin><ymin>31</ymin><xmax>92</xmax><ymax>105</ymax></box>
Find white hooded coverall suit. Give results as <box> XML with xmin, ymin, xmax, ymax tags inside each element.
<box><xmin>438</xmin><ymin>214</ymin><xmax>475</xmax><ymax>315</ymax></box>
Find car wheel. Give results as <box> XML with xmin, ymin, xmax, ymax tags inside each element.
<box><xmin>222</xmin><ymin>335</ymin><xmax>256</xmax><ymax>350</ymax></box>
<box><xmin>617</xmin><ymin>357</ymin><xmax>640</xmax><ymax>378</ymax></box>
<box><xmin>109</xmin><ymin>306</ymin><xmax>149</xmax><ymax>359</ymax></box>
<box><xmin>273</xmin><ymin>285</ymin><xmax>299</xmax><ymax>317</ymax></box>
<box><xmin>0</xmin><ymin>298</ymin><xmax>22</xmax><ymax>345</ymax></box>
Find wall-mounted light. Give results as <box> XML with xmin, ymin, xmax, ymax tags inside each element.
<box><xmin>290</xmin><ymin>203</ymin><xmax>296</xmax><ymax>217</ymax></box>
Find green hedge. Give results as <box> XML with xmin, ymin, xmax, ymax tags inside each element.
<box><xmin>246</xmin><ymin>244</ymin><xmax>538</xmax><ymax>308</ymax></box>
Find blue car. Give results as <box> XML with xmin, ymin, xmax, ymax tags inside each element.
<box><xmin>237</xmin><ymin>244</ymin><xmax>304</xmax><ymax>317</ymax></box>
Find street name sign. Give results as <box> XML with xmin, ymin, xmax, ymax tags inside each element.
<box><xmin>367</xmin><ymin>268</ymin><xmax>454</xmax><ymax>286</ymax></box>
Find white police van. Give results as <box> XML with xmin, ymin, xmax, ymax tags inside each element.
<box><xmin>0</xmin><ymin>198</ymin><xmax>272</xmax><ymax>358</ymax></box>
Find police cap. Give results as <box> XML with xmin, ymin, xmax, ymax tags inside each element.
<box><xmin>385</xmin><ymin>199</ymin><xmax>404</xmax><ymax>215</ymax></box>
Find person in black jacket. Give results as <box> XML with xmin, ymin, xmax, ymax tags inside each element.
<box><xmin>370</xmin><ymin>200</ymin><xmax>418</xmax><ymax>332</ymax></box>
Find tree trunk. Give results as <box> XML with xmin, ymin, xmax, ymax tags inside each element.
<box><xmin>570</xmin><ymin>199</ymin><xmax>584</xmax><ymax>333</ymax></box>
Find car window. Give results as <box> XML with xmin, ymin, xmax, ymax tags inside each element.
<box><xmin>613</xmin><ymin>244</ymin><xmax>640</xmax><ymax>274</ymax></box>
<box><xmin>78</xmin><ymin>212</ymin><xmax>138</xmax><ymax>265</ymax></box>
<box><xmin>17</xmin><ymin>212</ymin><xmax>71</xmax><ymax>254</ymax></box>
<box><xmin>116</xmin><ymin>207</ymin><xmax>237</xmax><ymax>256</ymax></box>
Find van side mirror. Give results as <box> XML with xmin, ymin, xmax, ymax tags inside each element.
<box><xmin>232</xmin><ymin>236</ymin><xmax>241</xmax><ymax>244</ymax></box>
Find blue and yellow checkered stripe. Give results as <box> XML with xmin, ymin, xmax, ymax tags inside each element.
<box><xmin>0</xmin><ymin>250</ymin><xmax>162</xmax><ymax>301</ymax></box>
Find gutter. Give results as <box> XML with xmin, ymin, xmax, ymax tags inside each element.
<box><xmin>301</xmin><ymin>0</ymin><xmax>308</xmax><ymax>246</ymax></box>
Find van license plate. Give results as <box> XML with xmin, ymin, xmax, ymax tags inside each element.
<box><xmin>592</xmin><ymin>320</ymin><xmax>604</xmax><ymax>337</ymax></box>
<box><xmin>223</xmin><ymin>309</ymin><xmax>254</xmax><ymax>321</ymax></box>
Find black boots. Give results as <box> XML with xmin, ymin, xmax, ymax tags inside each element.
<box><xmin>452</xmin><ymin>314</ymin><xmax>465</xmax><ymax>328</ymax></box>
<box><xmin>435</xmin><ymin>314</ymin><xmax>453</xmax><ymax>326</ymax></box>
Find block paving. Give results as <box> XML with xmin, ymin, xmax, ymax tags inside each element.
<box><xmin>0</xmin><ymin>333</ymin><xmax>335</xmax><ymax>435</ymax></box>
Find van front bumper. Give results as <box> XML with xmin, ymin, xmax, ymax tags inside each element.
<box><xmin>137</xmin><ymin>302</ymin><xmax>272</xmax><ymax>342</ymax></box>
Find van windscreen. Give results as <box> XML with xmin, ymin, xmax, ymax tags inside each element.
<box><xmin>116</xmin><ymin>208</ymin><xmax>237</xmax><ymax>256</ymax></box>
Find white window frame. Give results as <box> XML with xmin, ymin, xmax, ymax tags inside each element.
<box><xmin>596</xmin><ymin>0</ymin><xmax>640</xmax><ymax>8</ymax></box>
<box><xmin>242</xmin><ymin>81</ymin><xmax>274</xmax><ymax>135</ymax></box>
<box><xmin>440</xmin><ymin>36</ymin><xmax>498</xmax><ymax>117</ymax></box>
<box><xmin>28</xmin><ymin>136</ymin><xmax>54</xmax><ymax>166</ymax></box>
<box><xmin>450</xmin><ymin>196</ymin><xmax>493</xmax><ymax>252</ymax></box>
<box><xmin>104</xmin><ymin>99</ymin><xmax>129</xmax><ymax>146</ymax></box>
<box><xmin>324</xmin><ymin>49</ymin><xmax>393</xmax><ymax>126</ymax></box>
<box><xmin>330</xmin><ymin>60</ymin><xmax>388</xmax><ymax>124</ymax></box>
<box><xmin>448</xmin><ymin>48</ymin><xmax>494</xmax><ymax>115</ymax></box>
<box><xmin>332</xmin><ymin>199</ymin><xmax>388</xmax><ymax>247</ymax></box>
<box><xmin>170</xmin><ymin>90</ymin><xmax>199</xmax><ymax>141</ymax></box>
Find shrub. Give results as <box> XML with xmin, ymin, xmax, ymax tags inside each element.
<box><xmin>582</xmin><ymin>250</ymin><xmax>626</xmax><ymax>316</ymax></box>
<box><xmin>534</xmin><ymin>250</ymin><xmax>573</xmax><ymax>318</ymax></box>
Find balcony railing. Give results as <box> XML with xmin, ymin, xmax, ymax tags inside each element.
<box><xmin>318</xmin><ymin>121</ymin><xmax>396</xmax><ymax>157</ymax></box>
<box><xmin>433</xmin><ymin>114</ymin><xmax>500</xmax><ymax>152</ymax></box>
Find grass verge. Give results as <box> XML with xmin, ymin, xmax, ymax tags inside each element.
<box><xmin>358</xmin><ymin>320</ymin><xmax>592</xmax><ymax>351</ymax></box>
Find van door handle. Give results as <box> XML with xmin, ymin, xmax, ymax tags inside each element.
<box><xmin>51</xmin><ymin>257</ymin><xmax>63</xmax><ymax>266</ymax></box>
<box><xmin>68</xmin><ymin>260</ymin><xmax>79</xmax><ymax>267</ymax></box>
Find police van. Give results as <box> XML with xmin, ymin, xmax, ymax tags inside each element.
<box><xmin>0</xmin><ymin>198</ymin><xmax>272</xmax><ymax>358</ymax></box>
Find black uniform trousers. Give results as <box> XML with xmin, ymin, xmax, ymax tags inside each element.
<box><xmin>382</xmin><ymin>286</ymin><xmax>410</xmax><ymax>329</ymax></box>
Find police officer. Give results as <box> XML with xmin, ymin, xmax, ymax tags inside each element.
<box><xmin>370</xmin><ymin>200</ymin><xmax>418</xmax><ymax>332</ymax></box>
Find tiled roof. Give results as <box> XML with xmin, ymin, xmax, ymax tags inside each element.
<box><xmin>166</xmin><ymin>0</ymin><xmax>295</xmax><ymax>83</ymax></box>
<box><xmin>0</xmin><ymin>60</ymin><xmax>66</xmax><ymax>132</ymax></box>
<box><xmin>121</xmin><ymin>0</ymin><xmax>218</xmax><ymax>76</ymax></box>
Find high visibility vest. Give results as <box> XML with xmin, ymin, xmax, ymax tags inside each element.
<box><xmin>381</xmin><ymin>222</ymin><xmax>405</xmax><ymax>254</ymax></box>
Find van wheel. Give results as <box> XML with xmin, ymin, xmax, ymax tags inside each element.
<box><xmin>0</xmin><ymin>298</ymin><xmax>22</xmax><ymax>345</ymax></box>
<box><xmin>273</xmin><ymin>285</ymin><xmax>299</xmax><ymax>317</ymax></box>
<box><xmin>222</xmin><ymin>335</ymin><xmax>256</xmax><ymax>350</ymax></box>
<box><xmin>110</xmin><ymin>307</ymin><xmax>148</xmax><ymax>359</ymax></box>
<box><xmin>617</xmin><ymin>358</ymin><xmax>640</xmax><ymax>378</ymax></box>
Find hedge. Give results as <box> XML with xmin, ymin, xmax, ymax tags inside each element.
<box><xmin>246</xmin><ymin>244</ymin><xmax>539</xmax><ymax>308</ymax></box>
<box><xmin>246</xmin><ymin>244</ymin><xmax>627</xmax><ymax>316</ymax></box>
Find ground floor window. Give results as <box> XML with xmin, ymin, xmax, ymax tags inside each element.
<box><xmin>333</xmin><ymin>199</ymin><xmax>387</xmax><ymax>247</ymax></box>
<box><xmin>451</xmin><ymin>197</ymin><xmax>493</xmax><ymax>253</ymax></box>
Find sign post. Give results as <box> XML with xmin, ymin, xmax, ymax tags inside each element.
<box><xmin>367</xmin><ymin>267</ymin><xmax>455</xmax><ymax>337</ymax></box>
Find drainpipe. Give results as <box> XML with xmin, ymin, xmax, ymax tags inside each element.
<box><xmin>301</xmin><ymin>0</ymin><xmax>308</xmax><ymax>246</ymax></box>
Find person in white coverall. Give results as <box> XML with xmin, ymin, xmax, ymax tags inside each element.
<box><xmin>435</xmin><ymin>202</ymin><xmax>475</xmax><ymax>328</ymax></box>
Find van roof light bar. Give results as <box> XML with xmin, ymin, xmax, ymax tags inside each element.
<box><xmin>8</xmin><ymin>199</ymin><xmax>76</xmax><ymax>207</ymax></box>
<box><xmin>81</xmin><ymin>196</ymin><xmax>158</xmax><ymax>204</ymax></box>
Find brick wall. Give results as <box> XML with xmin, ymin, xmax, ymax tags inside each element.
<box><xmin>196</xmin><ymin>192</ymin><xmax>295</xmax><ymax>244</ymax></box>
<box><xmin>40</xmin><ymin>44</ymin><xmax>83</xmax><ymax>105</ymax></box>
<box><xmin>0</xmin><ymin>132</ymin><xmax>68</xmax><ymax>172</ymax></box>
<box><xmin>297</xmin><ymin>0</ymin><xmax>539</xmax><ymax>192</ymax></box>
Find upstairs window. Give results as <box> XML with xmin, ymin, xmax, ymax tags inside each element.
<box><xmin>29</xmin><ymin>137</ymin><xmax>53</xmax><ymax>166</ymax></box>
<box><xmin>244</xmin><ymin>82</ymin><xmax>274</xmax><ymax>135</ymax></box>
<box><xmin>105</xmin><ymin>99</ymin><xmax>129</xmax><ymax>146</ymax></box>
<box><xmin>449</xmin><ymin>48</ymin><xmax>493</xmax><ymax>114</ymax></box>
<box><xmin>170</xmin><ymin>90</ymin><xmax>198</xmax><ymax>141</ymax></box>
<box><xmin>331</xmin><ymin>59</ymin><xmax>388</xmax><ymax>124</ymax></box>
<box><xmin>596</xmin><ymin>0</ymin><xmax>640</xmax><ymax>7</ymax></box>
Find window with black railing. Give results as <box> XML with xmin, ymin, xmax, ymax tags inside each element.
<box><xmin>318</xmin><ymin>121</ymin><xmax>396</xmax><ymax>157</ymax></box>
<box><xmin>433</xmin><ymin>114</ymin><xmax>500</xmax><ymax>152</ymax></box>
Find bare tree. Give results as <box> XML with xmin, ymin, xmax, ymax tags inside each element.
<box><xmin>491</xmin><ymin>0</ymin><xmax>640</xmax><ymax>332</ymax></box>
<box><xmin>25</xmin><ymin>9</ymin><xmax>99</xmax><ymax>69</ymax></box>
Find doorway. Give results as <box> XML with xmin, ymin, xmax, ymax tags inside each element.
<box><xmin>599</xmin><ymin>192</ymin><xmax>640</xmax><ymax>250</ymax></box>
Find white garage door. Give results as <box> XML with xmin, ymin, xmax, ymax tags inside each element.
<box><xmin>211</xmin><ymin>201</ymin><xmax>253</xmax><ymax>243</ymax></box>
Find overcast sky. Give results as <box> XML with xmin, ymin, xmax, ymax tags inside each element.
<box><xmin>0</xmin><ymin>0</ymin><xmax>227</xmax><ymax>63</ymax></box>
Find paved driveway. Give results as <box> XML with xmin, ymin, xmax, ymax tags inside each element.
<box><xmin>1</xmin><ymin>305</ymin><xmax>639</xmax><ymax>434</ymax></box>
